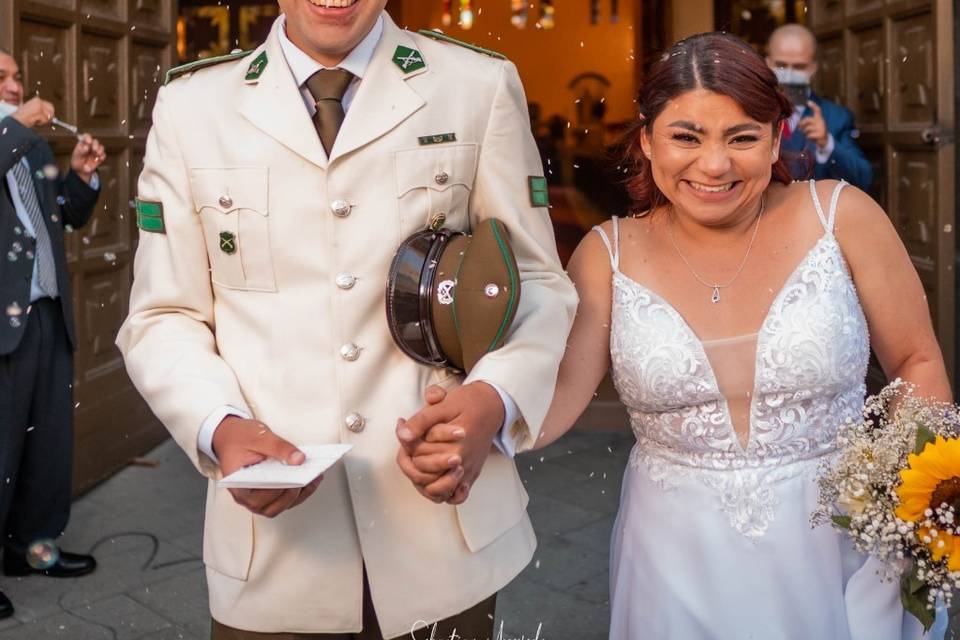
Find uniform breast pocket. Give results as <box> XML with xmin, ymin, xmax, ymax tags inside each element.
<box><xmin>189</xmin><ymin>167</ymin><xmax>276</xmax><ymax>292</ymax></box>
<box><xmin>395</xmin><ymin>144</ymin><xmax>478</xmax><ymax>235</ymax></box>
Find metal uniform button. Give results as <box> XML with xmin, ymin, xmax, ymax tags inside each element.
<box><xmin>331</xmin><ymin>199</ymin><xmax>352</xmax><ymax>218</ymax></box>
<box><xmin>218</xmin><ymin>195</ymin><xmax>233</xmax><ymax>209</ymax></box>
<box><xmin>336</xmin><ymin>272</ymin><xmax>356</xmax><ymax>290</ymax></box>
<box><xmin>345</xmin><ymin>413</ymin><xmax>366</xmax><ymax>433</ymax></box>
<box><xmin>434</xmin><ymin>171</ymin><xmax>449</xmax><ymax>185</ymax></box>
<box><xmin>340</xmin><ymin>342</ymin><xmax>361</xmax><ymax>361</ymax></box>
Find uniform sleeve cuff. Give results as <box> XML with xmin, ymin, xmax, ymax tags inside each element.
<box><xmin>198</xmin><ymin>405</ymin><xmax>252</xmax><ymax>465</ymax></box>
<box><xmin>480</xmin><ymin>380</ymin><xmax>521</xmax><ymax>459</ymax></box>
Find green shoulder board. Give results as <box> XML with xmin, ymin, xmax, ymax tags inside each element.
<box><xmin>165</xmin><ymin>49</ymin><xmax>254</xmax><ymax>85</ymax></box>
<box><xmin>417</xmin><ymin>30</ymin><xmax>507</xmax><ymax>60</ymax></box>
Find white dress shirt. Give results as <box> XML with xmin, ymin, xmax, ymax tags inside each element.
<box><xmin>787</xmin><ymin>104</ymin><xmax>834</xmax><ymax>164</ymax></box>
<box><xmin>198</xmin><ymin>18</ymin><xmax>522</xmax><ymax>463</ymax></box>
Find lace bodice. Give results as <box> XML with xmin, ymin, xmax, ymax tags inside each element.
<box><xmin>595</xmin><ymin>181</ymin><xmax>870</xmax><ymax>537</ymax></box>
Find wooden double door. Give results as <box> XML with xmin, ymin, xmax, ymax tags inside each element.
<box><xmin>0</xmin><ymin>0</ymin><xmax>173</xmax><ymax>491</ymax></box>
<box><xmin>809</xmin><ymin>0</ymin><xmax>957</xmax><ymax>382</ymax></box>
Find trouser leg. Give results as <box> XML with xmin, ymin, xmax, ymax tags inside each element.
<box><xmin>3</xmin><ymin>298</ymin><xmax>73</xmax><ymax>556</ymax></box>
<box><xmin>0</xmin><ymin>301</ymin><xmax>44</xmax><ymax>558</ymax></box>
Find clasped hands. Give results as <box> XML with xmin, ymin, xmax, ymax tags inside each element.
<box><xmin>213</xmin><ymin>381</ymin><xmax>502</xmax><ymax>518</ymax></box>
<box><xmin>396</xmin><ymin>381</ymin><xmax>505</xmax><ymax>505</ymax></box>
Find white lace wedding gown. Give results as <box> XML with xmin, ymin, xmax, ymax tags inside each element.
<box><xmin>594</xmin><ymin>181</ymin><xmax>922</xmax><ymax>640</ymax></box>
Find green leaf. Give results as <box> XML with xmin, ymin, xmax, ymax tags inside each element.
<box><xmin>915</xmin><ymin>424</ymin><xmax>937</xmax><ymax>455</ymax></box>
<box><xmin>900</xmin><ymin>570</ymin><xmax>936</xmax><ymax>631</ymax></box>
<box><xmin>831</xmin><ymin>515</ymin><xmax>852</xmax><ymax>529</ymax></box>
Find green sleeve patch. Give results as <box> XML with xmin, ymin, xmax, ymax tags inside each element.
<box><xmin>417</xmin><ymin>30</ymin><xmax>507</xmax><ymax>60</ymax></box>
<box><xmin>165</xmin><ymin>49</ymin><xmax>254</xmax><ymax>85</ymax></box>
<box><xmin>135</xmin><ymin>199</ymin><xmax>165</xmax><ymax>234</ymax></box>
<box><xmin>528</xmin><ymin>176</ymin><xmax>549</xmax><ymax>207</ymax></box>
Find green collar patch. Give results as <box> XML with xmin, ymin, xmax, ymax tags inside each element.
<box><xmin>135</xmin><ymin>199</ymin><xmax>165</xmax><ymax>234</ymax></box>
<box><xmin>417</xmin><ymin>30</ymin><xmax>507</xmax><ymax>60</ymax></box>
<box><xmin>219</xmin><ymin>231</ymin><xmax>237</xmax><ymax>255</ymax></box>
<box><xmin>165</xmin><ymin>49</ymin><xmax>253</xmax><ymax>85</ymax></box>
<box><xmin>245</xmin><ymin>51</ymin><xmax>268</xmax><ymax>81</ymax></box>
<box><xmin>392</xmin><ymin>46</ymin><xmax>426</xmax><ymax>73</ymax></box>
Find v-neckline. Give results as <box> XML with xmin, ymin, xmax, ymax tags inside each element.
<box><xmin>612</xmin><ymin>232</ymin><xmax>836</xmax><ymax>453</ymax></box>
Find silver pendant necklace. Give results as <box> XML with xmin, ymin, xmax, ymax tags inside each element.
<box><xmin>666</xmin><ymin>194</ymin><xmax>765</xmax><ymax>304</ymax></box>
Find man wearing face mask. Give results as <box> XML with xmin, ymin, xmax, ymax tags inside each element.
<box><xmin>116</xmin><ymin>0</ymin><xmax>576</xmax><ymax>638</ymax></box>
<box><xmin>767</xmin><ymin>24</ymin><xmax>873</xmax><ymax>191</ymax></box>
<box><xmin>0</xmin><ymin>48</ymin><xmax>104</xmax><ymax>620</ymax></box>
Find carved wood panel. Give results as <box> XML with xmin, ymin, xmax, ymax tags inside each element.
<box><xmin>850</xmin><ymin>25</ymin><xmax>883</xmax><ymax>128</ymax></box>
<box><xmin>817</xmin><ymin>36</ymin><xmax>845</xmax><ymax>107</ymax></box>
<box><xmin>80</xmin><ymin>0</ymin><xmax>124</xmax><ymax>21</ymax></box>
<box><xmin>19</xmin><ymin>21</ymin><xmax>69</xmax><ymax>115</ymax></box>
<box><xmin>131</xmin><ymin>0</ymin><xmax>170</xmax><ymax>31</ymax></box>
<box><xmin>846</xmin><ymin>0</ymin><xmax>881</xmax><ymax>17</ymax></box>
<box><xmin>131</xmin><ymin>44</ymin><xmax>163</xmax><ymax>135</ymax></box>
<box><xmin>809</xmin><ymin>0</ymin><xmax>843</xmax><ymax>30</ymax></box>
<box><xmin>892</xmin><ymin>12</ymin><xmax>935</xmax><ymax>127</ymax></box>
<box><xmin>79</xmin><ymin>33</ymin><xmax>122</xmax><ymax>131</ymax></box>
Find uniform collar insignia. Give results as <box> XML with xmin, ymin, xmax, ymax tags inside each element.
<box><xmin>392</xmin><ymin>46</ymin><xmax>425</xmax><ymax>74</ymax></box>
<box><xmin>245</xmin><ymin>51</ymin><xmax>268</xmax><ymax>82</ymax></box>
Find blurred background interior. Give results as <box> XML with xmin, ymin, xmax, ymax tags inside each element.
<box><xmin>0</xmin><ymin>0</ymin><xmax>955</xmax><ymax>492</ymax></box>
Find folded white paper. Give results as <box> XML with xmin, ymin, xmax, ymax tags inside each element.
<box><xmin>217</xmin><ymin>444</ymin><xmax>353</xmax><ymax>489</ymax></box>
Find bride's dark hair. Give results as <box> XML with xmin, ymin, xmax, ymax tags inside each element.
<box><xmin>623</xmin><ymin>32</ymin><xmax>795</xmax><ymax>215</ymax></box>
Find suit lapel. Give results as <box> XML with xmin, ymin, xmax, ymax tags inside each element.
<box><xmin>328</xmin><ymin>16</ymin><xmax>426</xmax><ymax>164</ymax></box>
<box><xmin>238</xmin><ymin>19</ymin><xmax>328</xmax><ymax>169</ymax></box>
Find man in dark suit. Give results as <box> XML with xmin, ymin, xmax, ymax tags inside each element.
<box><xmin>767</xmin><ymin>24</ymin><xmax>873</xmax><ymax>191</ymax></box>
<box><xmin>0</xmin><ymin>48</ymin><xmax>105</xmax><ymax>620</ymax></box>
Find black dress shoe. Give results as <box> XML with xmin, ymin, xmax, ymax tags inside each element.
<box><xmin>3</xmin><ymin>550</ymin><xmax>96</xmax><ymax>578</ymax></box>
<box><xmin>0</xmin><ymin>590</ymin><xmax>12</xmax><ymax>619</ymax></box>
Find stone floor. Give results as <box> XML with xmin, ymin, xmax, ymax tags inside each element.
<box><xmin>0</xmin><ymin>426</ymin><xmax>634</xmax><ymax>640</ymax></box>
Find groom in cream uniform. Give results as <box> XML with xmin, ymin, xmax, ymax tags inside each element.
<box><xmin>116</xmin><ymin>0</ymin><xmax>576</xmax><ymax>637</ymax></box>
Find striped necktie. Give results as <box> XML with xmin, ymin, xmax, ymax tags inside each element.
<box><xmin>10</xmin><ymin>160</ymin><xmax>58</xmax><ymax>298</ymax></box>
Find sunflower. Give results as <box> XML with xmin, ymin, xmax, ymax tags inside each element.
<box><xmin>896</xmin><ymin>435</ymin><xmax>960</xmax><ymax>571</ymax></box>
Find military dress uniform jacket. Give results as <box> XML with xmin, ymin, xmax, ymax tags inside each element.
<box><xmin>0</xmin><ymin>117</ymin><xmax>98</xmax><ymax>355</ymax></box>
<box><xmin>116</xmin><ymin>14</ymin><xmax>577</xmax><ymax>637</ymax></box>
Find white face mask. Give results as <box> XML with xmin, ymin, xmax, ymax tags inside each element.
<box><xmin>0</xmin><ymin>101</ymin><xmax>16</xmax><ymax>118</ymax></box>
<box><xmin>773</xmin><ymin>68</ymin><xmax>812</xmax><ymax>107</ymax></box>
<box><xmin>772</xmin><ymin>67</ymin><xmax>811</xmax><ymax>86</ymax></box>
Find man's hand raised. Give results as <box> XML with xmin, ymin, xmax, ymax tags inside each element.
<box><xmin>396</xmin><ymin>381</ymin><xmax>504</xmax><ymax>505</ymax></box>
<box><xmin>11</xmin><ymin>96</ymin><xmax>54</xmax><ymax>129</ymax></box>
<box><xmin>213</xmin><ymin>416</ymin><xmax>322</xmax><ymax>518</ymax></box>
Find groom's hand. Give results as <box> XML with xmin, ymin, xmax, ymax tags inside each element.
<box><xmin>213</xmin><ymin>416</ymin><xmax>323</xmax><ymax>518</ymax></box>
<box><xmin>397</xmin><ymin>382</ymin><xmax>504</xmax><ymax>504</ymax></box>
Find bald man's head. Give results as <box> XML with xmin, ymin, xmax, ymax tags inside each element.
<box><xmin>767</xmin><ymin>23</ymin><xmax>818</xmax><ymax>80</ymax></box>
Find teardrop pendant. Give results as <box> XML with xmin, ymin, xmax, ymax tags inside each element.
<box><xmin>711</xmin><ymin>286</ymin><xmax>721</xmax><ymax>304</ymax></box>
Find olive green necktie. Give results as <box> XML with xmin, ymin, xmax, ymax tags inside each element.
<box><xmin>304</xmin><ymin>68</ymin><xmax>355</xmax><ymax>155</ymax></box>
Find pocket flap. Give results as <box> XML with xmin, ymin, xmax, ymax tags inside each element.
<box><xmin>455</xmin><ymin>451</ymin><xmax>529</xmax><ymax>552</ymax></box>
<box><xmin>190</xmin><ymin>167</ymin><xmax>269</xmax><ymax>216</ymax></box>
<box><xmin>203</xmin><ymin>484</ymin><xmax>254</xmax><ymax>580</ymax></box>
<box><xmin>395</xmin><ymin>144</ymin><xmax>478</xmax><ymax>197</ymax></box>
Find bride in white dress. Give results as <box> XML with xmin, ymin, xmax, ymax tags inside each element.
<box><xmin>403</xmin><ymin>32</ymin><xmax>952</xmax><ymax>639</ymax></box>
<box><xmin>528</xmin><ymin>34</ymin><xmax>952</xmax><ymax>639</ymax></box>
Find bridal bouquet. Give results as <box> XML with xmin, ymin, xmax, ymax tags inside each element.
<box><xmin>814</xmin><ymin>379</ymin><xmax>960</xmax><ymax>630</ymax></box>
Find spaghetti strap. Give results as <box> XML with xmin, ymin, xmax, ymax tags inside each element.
<box><xmin>826</xmin><ymin>180</ymin><xmax>847</xmax><ymax>232</ymax></box>
<box><xmin>808</xmin><ymin>179</ymin><xmax>829</xmax><ymax>231</ymax></box>
<box><xmin>808</xmin><ymin>179</ymin><xmax>848</xmax><ymax>234</ymax></box>
<box><xmin>591</xmin><ymin>216</ymin><xmax>621</xmax><ymax>271</ymax></box>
